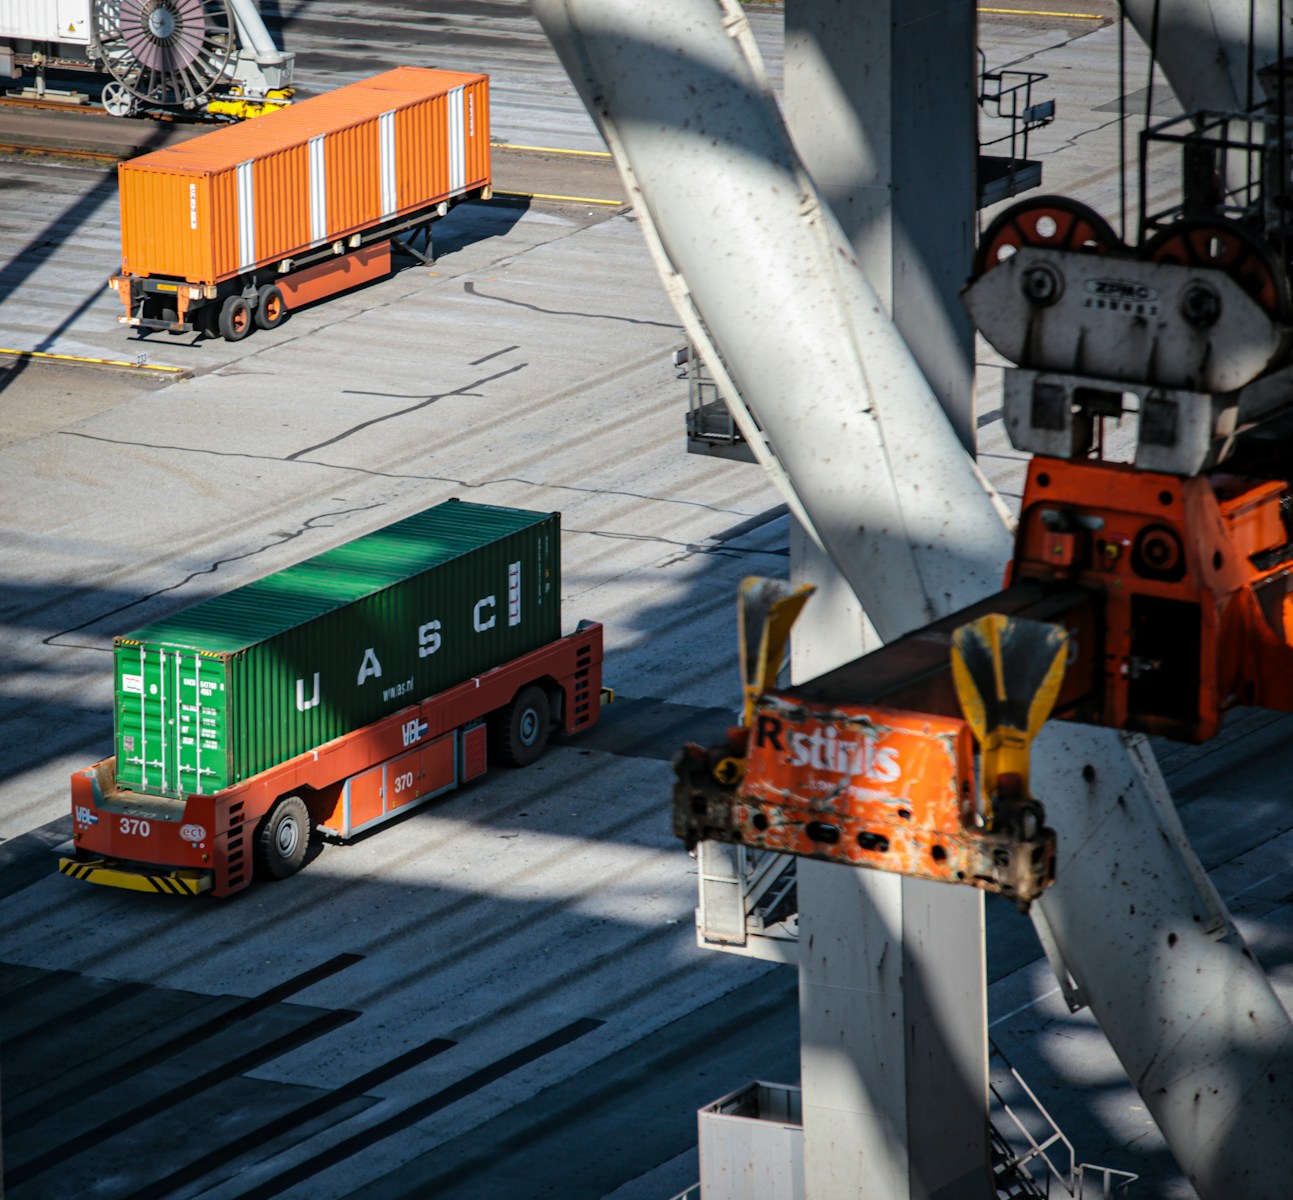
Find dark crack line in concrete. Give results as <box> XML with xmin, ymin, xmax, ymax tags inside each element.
<box><xmin>463</xmin><ymin>280</ymin><xmax>682</xmax><ymax>329</ymax></box>
<box><xmin>286</xmin><ymin>363</ymin><xmax>527</xmax><ymax>460</ymax></box>
<box><xmin>41</xmin><ymin>503</ymin><xmax>385</xmax><ymax>650</ymax></box>
<box><xmin>58</xmin><ymin>431</ymin><xmax>752</xmax><ymax>517</ymax></box>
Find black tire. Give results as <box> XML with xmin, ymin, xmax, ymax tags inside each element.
<box><xmin>219</xmin><ymin>295</ymin><xmax>254</xmax><ymax>342</ymax></box>
<box><xmin>255</xmin><ymin>795</ymin><xmax>311</xmax><ymax>880</ymax></box>
<box><xmin>255</xmin><ymin>284</ymin><xmax>287</xmax><ymax>330</ymax></box>
<box><xmin>494</xmin><ymin>685</ymin><xmax>551</xmax><ymax>767</ymax></box>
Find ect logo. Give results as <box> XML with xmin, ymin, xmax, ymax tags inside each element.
<box><xmin>402</xmin><ymin>718</ymin><xmax>428</xmax><ymax>747</ymax></box>
<box><xmin>75</xmin><ymin>805</ymin><xmax>98</xmax><ymax>827</ymax></box>
<box><xmin>754</xmin><ymin>714</ymin><xmax>902</xmax><ymax>782</ymax></box>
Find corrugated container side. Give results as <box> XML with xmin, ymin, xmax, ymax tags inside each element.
<box><xmin>467</xmin><ymin>77</ymin><xmax>491</xmax><ymax>187</ymax></box>
<box><xmin>324</xmin><ymin>119</ymin><xmax>382</xmax><ymax>243</ymax></box>
<box><xmin>114</xmin><ymin>645</ymin><xmax>232</xmax><ymax>799</ymax></box>
<box><xmin>228</xmin><ymin>520</ymin><xmax>557</xmax><ymax>782</ymax></box>
<box><xmin>114</xmin><ymin>503</ymin><xmax>560</xmax><ymax>798</ymax></box>
<box><xmin>252</xmin><ymin>143</ymin><xmax>310</xmax><ymax>269</ymax></box>
<box><xmin>210</xmin><ymin>169</ymin><xmax>237</xmax><ymax>281</ymax></box>
<box><xmin>396</xmin><ymin>92</ymin><xmax>449</xmax><ymax>211</ymax></box>
<box><xmin>118</xmin><ymin>67</ymin><xmax>491</xmax><ymax>286</ymax></box>
<box><xmin>119</xmin><ymin>167</ymin><xmax>200</xmax><ymax>282</ymax></box>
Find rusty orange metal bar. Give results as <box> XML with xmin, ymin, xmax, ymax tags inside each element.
<box><xmin>673</xmin><ymin>581</ymin><xmax>1098</xmax><ymax>905</ymax></box>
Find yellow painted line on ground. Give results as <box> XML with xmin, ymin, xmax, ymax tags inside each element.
<box><xmin>496</xmin><ymin>143</ymin><xmax>613</xmax><ymax>159</ymax></box>
<box><xmin>494</xmin><ymin>189</ymin><xmax>624</xmax><ymax>207</ymax></box>
<box><xmin>978</xmin><ymin>7</ymin><xmax>1104</xmax><ymax>17</ymax></box>
<box><xmin>0</xmin><ymin>347</ymin><xmax>187</xmax><ymax>373</ymax></box>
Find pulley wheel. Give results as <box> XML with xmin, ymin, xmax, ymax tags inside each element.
<box><xmin>975</xmin><ymin>195</ymin><xmax>1123</xmax><ymax>278</ymax></box>
<box><xmin>101</xmin><ymin>80</ymin><xmax>137</xmax><ymax>117</ymax></box>
<box><xmin>1143</xmin><ymin>218</ymin><xmax>1288</xmax><ymax>321</ymax></box>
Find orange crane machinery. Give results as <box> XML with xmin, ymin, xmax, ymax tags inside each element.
<box><xmin>675</xmin><ymin>436</ymin><xmax>1293</xmax><ymax>903</ymax></box>
<box><xmin>677</xmin><ymin>81</ymin><xmax>1293</xmax><ymax>905</ymax></box>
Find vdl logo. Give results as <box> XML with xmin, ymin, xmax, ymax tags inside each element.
<box><xmin>402</xmin><ymin>718</ymin><xmax>429</xmax><ymax>747</ymax></box>
<box><xmin>75</xmin><ymin>805</ymin><xmax>98</xmax><ymax>826</ymax></box>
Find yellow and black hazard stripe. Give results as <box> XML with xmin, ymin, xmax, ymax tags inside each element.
<box><xmin>58</xmin><ymin>857</ymin><xmax>212</xmax><ymax>896</ymax></box>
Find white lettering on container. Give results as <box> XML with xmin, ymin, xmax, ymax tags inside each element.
<box><xmin>382</xmin><ymin>678</ymin><xmax>414</xmax><ymax>701</ymax></box>
<box><xmin>357</xmin><ymin>649</ymin><xmax>383</xmax><ymax>685</ymax></box>
<box><xmin>296</xmin><ymin>673</ymin><xmax>321</xmax><ymax>711</ymax></box>
<box><xmin>473</xmin><ymin>596</ymin><xmax>496</xmax><ymax>632</ymax></box>
<box><xmin>508</xmin><ymin>561</ymin><xmax>521</xmax><ymax>627</ymax></box>
<box><xmin>418</xmin><ymin>620</ymin><xmax>442</xmax><ymax>657</ymax></box>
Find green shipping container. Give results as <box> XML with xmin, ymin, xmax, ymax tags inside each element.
<box><xmin>114</xmin><ymin>500</ymin><xmax>560</xmax><ymax>798</ymax></box>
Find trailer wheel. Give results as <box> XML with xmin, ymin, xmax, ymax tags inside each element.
<box><xmin>255</xmin><ymin>795</ymin><xmax>311</xmax><ymax>880</ymax></box>
<box><xmin>255</xmin><ymin>284</ymin><xmax>287</xmax><ymax>330</ymax></box>
<box><xmin>219</xmin><ymin>295</ymin><xmax>254</xmax><ymax>342</ymax></box>
<box><xmin>495</xmin><ymin>685</ymin><xmax>551</xmax><ymax>767</ymax></box>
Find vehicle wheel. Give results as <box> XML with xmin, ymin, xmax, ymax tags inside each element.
<box><xmin>255</xmin><ymin>795</ymin><xmax>311</xmax><ymax>880</ymax></box>
<box><xmin>255</xmin><ymin>284</ymin><xmax>287</xmax><ymax>330</ymax></box>
<box><xmin>494</xmin><ymin>685</ymin><xmax>551</xmax><ymax>767</ymax></box>
<box><xmin>218</xmin><ymin>295</ymin><xmax>254</xmax><ymax>342</ymax></box>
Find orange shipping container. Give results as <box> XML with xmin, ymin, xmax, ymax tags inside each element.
<box><xmin>117</xmin><ymin>66</ymin><xmax>491</xmax><ymax>286</ymax></box>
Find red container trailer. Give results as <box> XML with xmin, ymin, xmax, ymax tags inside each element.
<box><xmin>109</xmin><ymin>66</ymin><xmax>491</xmax><ymax>340</ymax></box>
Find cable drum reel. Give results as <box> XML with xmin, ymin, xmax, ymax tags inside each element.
<box><xmin>91</xmin><ymin>0</ymin><xmax>236</xmax><ymax>113</ymax></box>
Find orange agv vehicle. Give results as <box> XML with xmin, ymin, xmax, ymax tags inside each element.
<box><xmin>62</xmin><ymin>502</ymin><xmax>605</xmax><ymax>897</ymax></box>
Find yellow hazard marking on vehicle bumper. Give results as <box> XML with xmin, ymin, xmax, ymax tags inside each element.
<box><xmin>59</xmin><ymin>857</ymin><xmax>212</xmax><ymax>895</ymax></box>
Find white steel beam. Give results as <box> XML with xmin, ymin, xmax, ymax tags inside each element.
<box><xmin>783</xmin><ymin>3</ymin><xmax>990</xmax><ymax>1196</ymax></box>
<box><xmin>1121</xmin><ymin>0</ymin><xmax>1293</xmax><ymax>113</ymax></box>
<box><xmin>531</xmin><ymin>0</ymin><xmax>1011</xmax><ymax>647</ymax></box>
<box><xmin>227</xmin><ymin>0</ymin><xmax>282</xmax><ymax>59</ymax></box>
